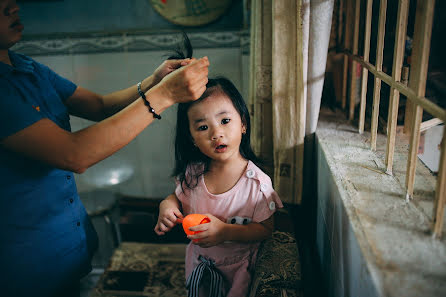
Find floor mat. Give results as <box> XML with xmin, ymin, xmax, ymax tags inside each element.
<box><xmin>91</xmin><ymin>242</ymin><xmax>187</xmax><ymax>297</ymax></box>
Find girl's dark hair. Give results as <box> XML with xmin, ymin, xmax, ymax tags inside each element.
<box><xmin>166</xmin><ymin>32</ymin><xmax>193</xmax><ymax>60</ymax></box>
<box><xmin>167</xmin><ymin>33</ymin><xmax>261</xmax><ymax>190</ymax></box>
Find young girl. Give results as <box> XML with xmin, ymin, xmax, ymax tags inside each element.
<box><xmin>154</xmin><ymin>75</ymin><xmax>283</xmax><ymax>297</ymax></box>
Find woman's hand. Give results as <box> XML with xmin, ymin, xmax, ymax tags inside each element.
<box><xmin>152</xmin><ymin>58</ymin><xmax>194</xmax><ymax>86</ymax></box>
<box><xmin>187</xmin><ymin>214</ymin><xmax>227</xmax><ymax>248</ymax></box>
<box><xmin>149</xmin><ymin>57</ymin><xmax>209</xmax><ymax>106</ymax></box>
<box><xmin>154</xmin><ymin>198</ymin><xmax>183</xmax><ymax>235</ymax></box>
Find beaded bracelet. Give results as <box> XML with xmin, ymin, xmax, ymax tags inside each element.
<box><xmin>137</xmin><ymin>82</ymin><xmax>161</xmax><ymax>120</ymax></box>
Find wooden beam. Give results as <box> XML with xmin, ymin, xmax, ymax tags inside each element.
<box><xmin>342</xmin><ymin>57</ymin><xmax>349</xmax><ymax>109</ymax></box>
<box><xmin>420</xmin><ymin>118</ymin><xmax>443</xmax><ymax>132</ymax></box>
<box><xmin>337</xmin><ymin>0</ymin><xmax>344</xmax><ymax>49</ymax></box>
<box><xmin>370</xmin><ymin>0</ymin><xmax>387</xmax><ymax>150</ymax></box>
<box><xmin>348</xmin><ymin>0</ymin><xmax>361</xmax><ymax>121</ymax></box>
<box><xmin>433</xmin><ymin>127</ymin><xmax>446</xmax><ymax>238</ymax></box>
<box><xmin>401</xmin><ymin>66</ymin><xmax>412</xmax><ymax>133</ymax></box>
<box><xmin>406</xmin><ymin>106</ymin><xmax>423</xmax><ymax>198</ymax></box>
<box><xmin>342</xmin><ymin>0</ymin><xmax>352</xmax><ymax>109</ymax></box>
<box><xmin>406</xmin><ymin>0</ymin><xmax>436</xmax><ymax>200</ymax></box>
<box><xmin>347</xmin><ymin>54</ymin><xmax>446</xmax><ymax>122</ymax></box>
<box><xmin>385</xmin><ymin>0</ymin><xmax>410</xmax><ymax>174</ymax></box>
<box><xmin>358</xmin><ymin>0</ymin><xmax>373</xmax><ymax>134</ymax></box>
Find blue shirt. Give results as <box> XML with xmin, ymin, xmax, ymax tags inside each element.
<box><xmin>0</xmin><ymin>51</ymin><xmax>98</xmax><ymax>297</ymax></box>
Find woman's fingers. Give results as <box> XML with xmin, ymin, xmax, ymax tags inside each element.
<box><xmin>191</xmin><ymin>77</ymin><xmax>209</xmax><ymax>93</ymax></box>
<box><xmin>185</xmin><ymin>57</ymin><xmax>209</xmax><ymax>80</ymax></box>
<box><xmin>155</xmin><ymin>56</ymin><xmax>209</xmax><ymax>104</ymax></box>
<box><xmin>180</xmin><ymin>58</ymin><xmax>193</xmax><ymax>66</ymax></box>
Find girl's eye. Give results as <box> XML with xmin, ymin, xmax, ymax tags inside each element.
<box><xmin>221</xmin><ymin>118</ymin><xmax>230</xmax><ymax>124</ymax></box>
<box><xmin>197</xmin><ymin>125</ymin><xmax>208</xmax><ymax>131</ymax></box>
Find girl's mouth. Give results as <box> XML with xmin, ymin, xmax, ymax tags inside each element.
<box><xmin>215</xmin><ymin>144</ymin><xmax>227</xmax><ymax>153</ymax></box>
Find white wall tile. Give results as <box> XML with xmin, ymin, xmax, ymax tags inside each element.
<box><xmin>31</xmin><ymin>47</ymin><xmax>243</xmax><ymax>199</ymax></box>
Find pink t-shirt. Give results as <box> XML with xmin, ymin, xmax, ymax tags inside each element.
<box><xmin>175</xmin><ymin>160</ymin><xmax>283</xmax><ymax>285</ymax></box>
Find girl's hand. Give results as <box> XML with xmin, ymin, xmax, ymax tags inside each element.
<box><xmin>154</xmin><ymin>200</ymin><xmax>183</xmax><ymax>235</ymax></box>
<box><xmin>187</xmin><ymin>214</ymin><xmax>226</xmax><ymax>248</ymax></box>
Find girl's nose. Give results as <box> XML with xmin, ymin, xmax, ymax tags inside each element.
<box><xmin>211</xmin><ymin>128</ymin><xmax>223</xmax><ymax>140</ymax></box>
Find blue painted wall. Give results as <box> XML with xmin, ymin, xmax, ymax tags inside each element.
<box><xmin>18</xmin><ymin>0</ymin><xmax>244</xmax><ymax>36</ymax></box>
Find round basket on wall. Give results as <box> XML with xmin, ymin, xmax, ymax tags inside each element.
<box><xmin>149</xmin><ymin>0</ymin><xmax>233</xmax><ymax>27</ymax></box>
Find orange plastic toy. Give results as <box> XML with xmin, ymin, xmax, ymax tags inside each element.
<box><xmin>182</xmin><ymin>214</ymin><xmax>210</xmax><ymax>236</ymax></box>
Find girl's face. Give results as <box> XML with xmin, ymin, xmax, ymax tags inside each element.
<box><xmin>0</xmin><ymin>0</ymin><xmax>22</xmax><ymax>50</ymax></box>
<box><xmin>187</xmin><ymin>92</ymin><xmax>246</xmax><ymax>165</ymax></box>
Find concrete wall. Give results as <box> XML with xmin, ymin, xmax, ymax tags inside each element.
<box><xmin>314</xmin><ymin>108</ymin><xmax>446</xmax><ymax>297</ymax></box>
<box><xmin>316</xmin><ymin>136</ymin><xmax>379</xmax><ymax>297</ymax></box>
<box><xmin>18</xmin><ymin>0</ymin><xmax>244</xmax><ymax>35</ymax></box>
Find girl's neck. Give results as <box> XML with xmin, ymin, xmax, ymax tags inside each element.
<box><xmin>204</xmin><ymin>155</ymin><xmax>249</xmax><ymax>195</ymax></box>
<box><xmin>208</xmin><ymin>154</ymin><xmax>248</xmax><ymax>174</ymax></box>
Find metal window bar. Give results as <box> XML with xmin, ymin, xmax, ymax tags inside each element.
<box><xmin>341</xmin><ymin>0</ymin><xmax>446</xmax><ymax>238</ymax></box>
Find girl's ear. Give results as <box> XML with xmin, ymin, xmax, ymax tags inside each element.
<box><xmin>190</xmin><ymin>136</ymin><xmax>197</xmax><ymax>146</ymax></box>
<box><xmin>241</xmin><ymin>116</ymin><xmax>247</xmax><ymax>134</ymax></box>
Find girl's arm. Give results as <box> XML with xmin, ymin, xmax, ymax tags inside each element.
<box><xmin>187</xmin><ymin>214</ymin><xmax>274</xmax><ymax>248</ymax></box>
<box><xmin>224</xmin><ymin>216</ymin><xmax>273</xmax><ymax>242</ymax></box>
<box><xmin>154</xmin><ymin>193</ymin><xmax>184</xmax><ymax>235</ymax></box>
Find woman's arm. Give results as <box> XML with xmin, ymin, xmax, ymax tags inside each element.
<box><xmin>1</xmin><ymin>57</ymin><xmax>209</xmax><ymax>173</ymax></box>
<box><xmin>65</xmin><ymin>59</ymin><xmax>191</xmax><ymax>121</ymax></box>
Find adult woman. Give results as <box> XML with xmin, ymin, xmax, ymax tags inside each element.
<box><xmin>0</xmin><ymin>1</ymin><xmax>209</xmax><ymax>296</ymax></box>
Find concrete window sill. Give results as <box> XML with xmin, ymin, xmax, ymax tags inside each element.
<box><xmin>315</xmin><ymin>107</ymin><xmax>446</xmax><ymax>297</ymax></box>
